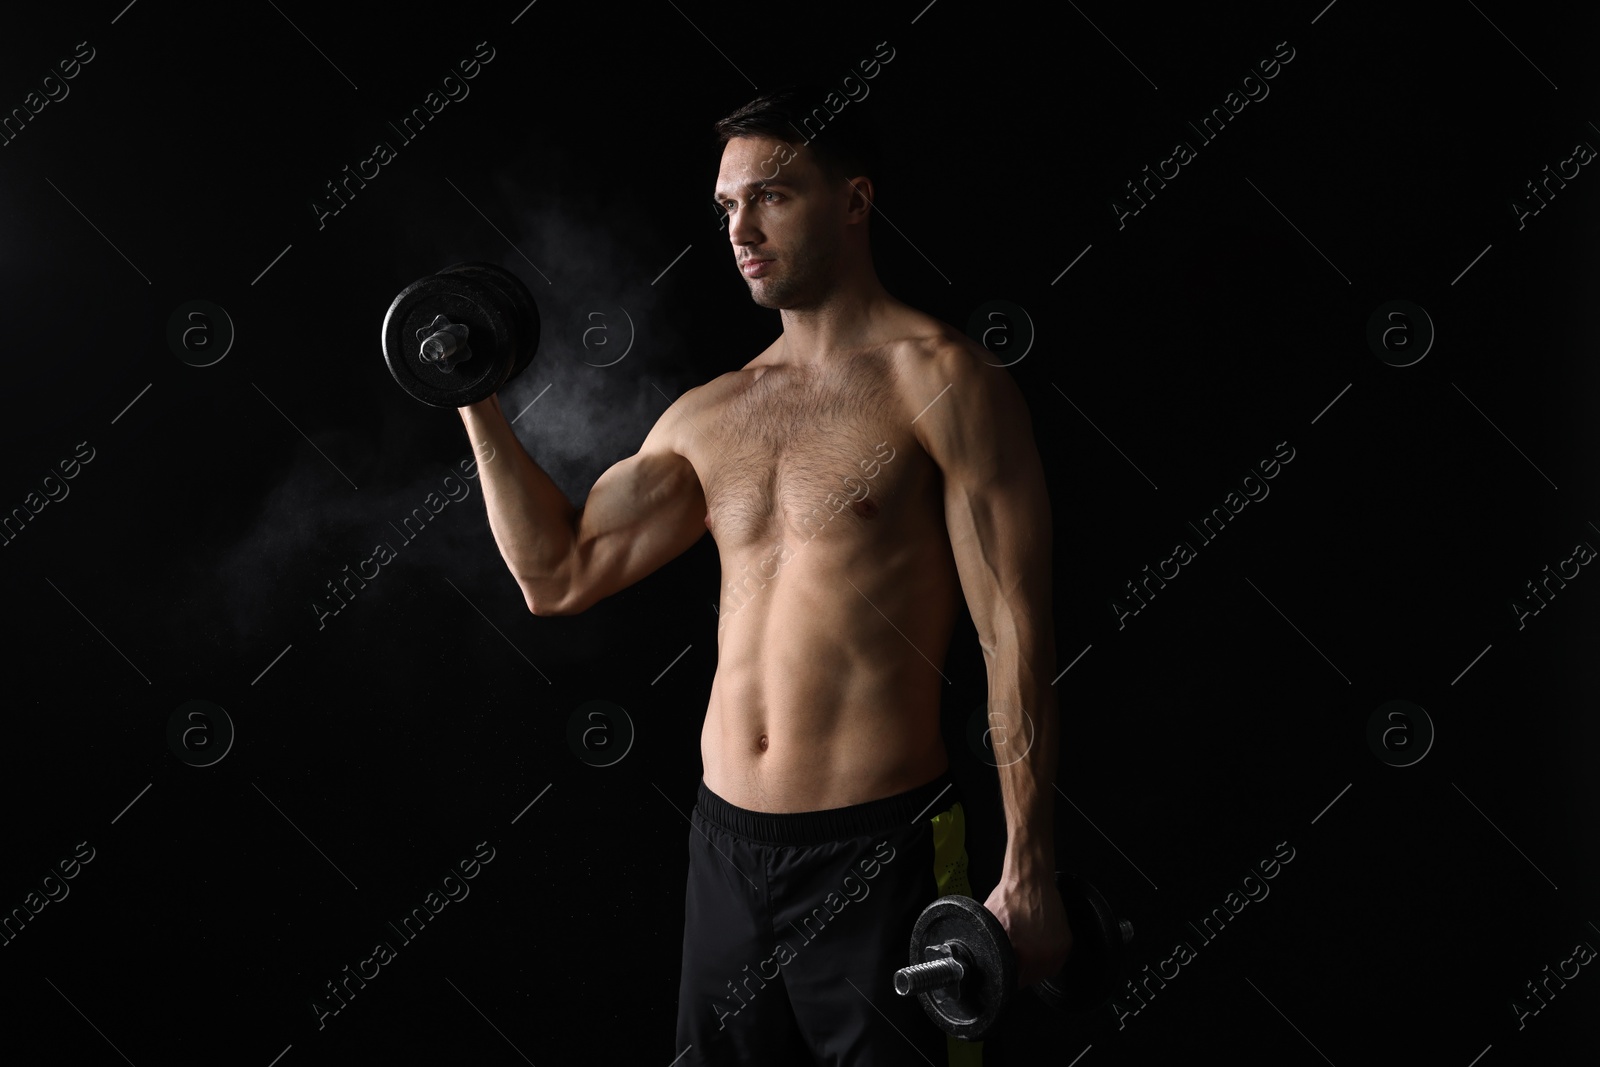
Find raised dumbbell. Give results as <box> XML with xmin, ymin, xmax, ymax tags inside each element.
<box><xmin>893</xmin><ymin>874</ymin><xmax>1133</xmax><ymax>1041</ymax></box>
<box><xmin>381</xmin><ymin>262</ymin><xmax>541</xmax><ymax>407</ymax></box>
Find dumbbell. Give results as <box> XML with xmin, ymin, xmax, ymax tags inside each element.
<box><xmin>892</xmin><ymin>874</ymin><xmax>1133</xmax><ymax>1042</ymax></box>
<box><xmin>381</xmin><ymin>262</ymin><xmax>541</xmax><ymax>407</ymax></box>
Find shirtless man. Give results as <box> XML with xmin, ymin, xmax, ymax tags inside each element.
<box><xmin>457</xmin><ymin>87</ymin><xmax>1070</xmax><ymax>1065</ymax></box>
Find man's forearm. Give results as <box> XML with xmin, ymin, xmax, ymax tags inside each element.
<box><xmin>989</xmin><ymin>643</ymin><xmax>1059</xmax><ymax>882</ymax></box>
<box><xmin>458</xmin><ymin>394</ymin><xmax>578</xmax><ymax>608</ymax></box>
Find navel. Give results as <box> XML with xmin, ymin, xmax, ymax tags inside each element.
<box><xmin>852</xmin><ymin>497</ymin><xmax>880</xmax><ymax>519</ymax></box>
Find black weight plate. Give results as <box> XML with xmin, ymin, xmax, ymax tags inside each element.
<box><xmin>481</xmin><ymin>264</ymin><xmax>540</xmax><ymax>379</ymax></box>
<box><xmin>1034</xmin><ymin>875</ymin><xmax>1126</xmax><ymax>1017</ymax></box>
<box><xmin>437</xmin><ymin>265</ymin><xmax>525</xmax><ymax>382</ymax></box>
<box><xmin>1083</xmin><ymin>878</ymin><xmax>1129</xmax><ymax>980</ymax></box>
<box><xmin>382</xmin><ymin>270</ymin><xmax>517</xmax><ymax>408</ymax></box>
<box><xmin>433</xmin><ymin>262</ymin><xmax>531</xmax><ymax>365</ymax></box>
<box><xmin>908</xmin><ymin>894</ymin><xmax>1013</xmax><ymax>1041</ymax></box>
<box><xmin>440</xmin><ymin>262</ymin><xmax>540</xmax><ymax>382</ymax></box>
<box><xmin>382</xmin><ymin>273</ymin><xmax>495</xmax><ymax>404</ymax></box>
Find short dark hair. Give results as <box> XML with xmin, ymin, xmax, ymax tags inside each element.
<box><xmin>713</xmin><ymin>84</ymin><xmax>880</xmax><ymax>186</ymax></box>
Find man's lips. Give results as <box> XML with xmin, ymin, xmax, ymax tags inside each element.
<box><xmin>741</xmin><ymin>258</ymin><xmax>773</xmax><ymax>276</ymax></box>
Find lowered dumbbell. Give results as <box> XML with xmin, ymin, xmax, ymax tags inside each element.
<box><xmin>381</xmin><ymin>262</ymin><xmax>541</xmax><ymax>407</ymax></box>
<box><xmin>1034</xmin><ymin>876</ymin><xmax>1134</xmax><ymax>1018</ymax></box>
<box><xmin>893</xmin><ymin>874</ymin><xmax>1133</xmax><ymax>1041</ymax></box>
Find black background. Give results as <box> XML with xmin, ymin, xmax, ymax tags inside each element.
<box><xmin>1</xmin><ymin>1</ymin><xmax>1596</xmax><ymax>1064</ymax></box>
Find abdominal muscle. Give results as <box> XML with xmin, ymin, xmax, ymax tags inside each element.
<box><xmin>700</xmin><ymin>540</ymin><xmax>955</xmax><ymax>813</ymax></box>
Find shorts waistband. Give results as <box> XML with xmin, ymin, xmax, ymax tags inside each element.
<box><xmin>694</xmin><ymin>770</ymin><xmax>961</xmax><ymax>846</ymax></box>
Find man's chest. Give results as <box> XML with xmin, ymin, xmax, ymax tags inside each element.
<box><xmin>696</xmin><ymin>363</ymin><xmax>923</xmax><ymax>549</ymax></box>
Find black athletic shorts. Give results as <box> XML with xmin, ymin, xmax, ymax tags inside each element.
<box><xmin>673</xmin><ymin>770</ymin><xmax>987</xmax><ymax>1066</ymax></box>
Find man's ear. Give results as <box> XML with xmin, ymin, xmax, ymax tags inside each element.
<box><xmin>844</xmin><ymin>176</ymin><xmax>874</xmax><ymax>222</ymax></box>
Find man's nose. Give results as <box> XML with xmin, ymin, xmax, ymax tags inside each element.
<box><xmin>729</xmin><ymin>208</ymin><xmax>762</xmax><ymax>245</ymax></box>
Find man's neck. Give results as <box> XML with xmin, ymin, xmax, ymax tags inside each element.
<box><xmin>777</xmin><ymin>279</ymin><xmax>895</xmax><ymax>366</ymax></box>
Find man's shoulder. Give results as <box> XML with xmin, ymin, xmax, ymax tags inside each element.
<box><xmin>879</xmin><ymin>310</ymin><xmax>1033</xmax><ymax>458</ymax></box>
<box><xmin>882</xmin><ymin>308</ymin><xmax>987</xmax><ymax>369</ymax></box>
<box><xmin>642</xmin><ymin>366</ymin><xmax>757</xmax><ymax>459</ymax></box>
<box><xmin>685</xmin><ymin>365</ymin><xmax>760</xmax><ymax>410</ymax></box>
<box><xmin>878</xmin><ymin>311</ymin><xmax>997</xmax><ymax>400</ymax></box>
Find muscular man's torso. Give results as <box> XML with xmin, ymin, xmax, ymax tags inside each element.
<box><xmin>676</xmin><ymin>313</ymin><xmax>967</xmax><ymax>813</ymax></box>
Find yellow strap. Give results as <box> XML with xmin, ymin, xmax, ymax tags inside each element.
<box><xmin>927</xmin><ymin>800</ymin><xmax>984</xmax><ymax>1066</ymax></box>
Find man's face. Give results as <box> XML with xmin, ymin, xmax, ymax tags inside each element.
<box><xmin>714</xmin><ymin>136</ymin><xmax>846</xmax><ymax>309</ymax></box>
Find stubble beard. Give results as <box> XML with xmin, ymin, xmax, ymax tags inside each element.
<box><xmin>745</xmin><ymin>236</ymin><xmax>837</xmax><ymax>310</ymax></box>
